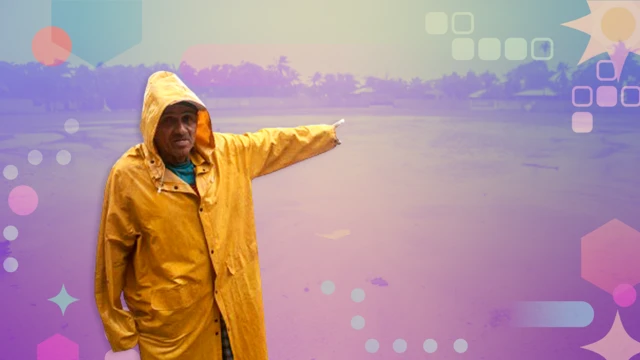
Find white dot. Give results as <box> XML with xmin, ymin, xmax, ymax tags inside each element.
<box><xmin>351</xmin><ymin>315</ymin><xmax>365</xmax><ymax>330</ymax></box>
<box><xmin>423</xmin><ymin>339</ymin><xmax>438</xmax><ymax>353</ymax></box>
<box><xmin>393</xmin><ymin>339</ymin><xmax>407</xmax><ymax>353</ymax></box>
<box><xmin>3</xmin><ymin>165</ymin><xmax>18</xmax><ymax>180</ymax></box>
<box><xmin>56</xmin><ymin>150</ymin><xmax>71</xmax><ymax>165</ymax></box>
<box><xmin>454</xmin><ymin>339</ymin><xmax>468</xmax><ymax>353</ymax></box>
<box><xmin>351</xmin><ymin>288</ymin><xmax>365</xmax><ymax>303</ymax></box>
<box><xmin>321</xmin><ymin>280</ymin><xmax>335</xmax><ymax>295</ymax></box>
<box><xmin>3</xmin><ymin>257</ymin><xmax>18</xmax><ymax>273</ymax></box>
<box><xmin>28</xmin><ymin>150</ymin><xmax>43</xmax><ymax>165</ymax></box>
<box><xmin>365</xmin><ymin>339</ymin><xmax>379</xmax><ymax>353</ymax></box>
<box><xmin>64</xmin><ymin>118</ymin><xmax>79</xmax><ymax>134</ymax></box>
<box><xmin>3</xmin><ymin>226</ymin><xmax>18</xmax><ymax>241</ymax></box>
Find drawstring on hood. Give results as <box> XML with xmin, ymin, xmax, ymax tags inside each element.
<box><xmin>139</xmin><ymin>71</ymin><xmax>216</xmax><ymax>194</ymax></box>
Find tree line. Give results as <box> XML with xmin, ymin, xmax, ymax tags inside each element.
<box><xmin>0</xmin><ymin>54</ymin><xmax>638</xmax><ymax>111</ymax></box>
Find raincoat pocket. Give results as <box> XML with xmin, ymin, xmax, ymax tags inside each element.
<box><xmin>150</xmin><ymin>283</ymin><xmax>202</xmax><ymax>311</ymax></box>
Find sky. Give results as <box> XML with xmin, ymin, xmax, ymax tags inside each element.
<box><xmin>0</xmin><ymin>0</ymin><xmax>607</xmax><ymax>81</ymax></box>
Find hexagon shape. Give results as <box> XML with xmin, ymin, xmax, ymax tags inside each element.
<box><xmin>51</xmin><ymin>0</ymin><xmax>142</xmax><ymax>66</ymax></box>
<box><xmin>581</xmin><ymin>219</ymin><xmax>640</xmax><ymax>294</ymax></box>
<box><xmin>37</xmin><ymin>333</ymin><xmax>79</xmax><ymax>360</ymax></box>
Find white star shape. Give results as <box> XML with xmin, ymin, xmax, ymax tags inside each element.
<box><xmin>562</xmin><ymin>1</ymin><xmax>640</xmax><ymax>80</ymax></box>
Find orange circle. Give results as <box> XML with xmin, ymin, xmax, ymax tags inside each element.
<box><xmin>32</xmin><ymin>26</ymin><xmax>72</xmax><ymax>66</ymax></box>
<box><xmin>601</xmin><ymin>7</ymin><xmax>636</xmax><ymax>42</ymax></box>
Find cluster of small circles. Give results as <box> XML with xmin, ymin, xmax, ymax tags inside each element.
<box><xmin>3</xmin><ymin>226</ymin><xmax>18</xmax><ymax>273</ymax></box>
<box><xmin>2</xmin><ymin>118</ymin><xmax>79</xmax><ymax>273</ymax></box>
<box><xmin>321</xmin><ymin>280</ymin><xmax>468</xmax><ymax>354</ymax></box>
<box><xmin>364</xmin><ymin>338</ymin><xmax>468</xmax><ymax>354</ymax></box>
<box><xmin>2</xmin><ymin>118</ymin><xmax>78</xmax><ymax>182</ymax></box>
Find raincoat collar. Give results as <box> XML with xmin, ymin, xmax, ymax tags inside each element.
<box><xmin>139</xmin><ymin>71</ymin><xmax>215</xmax><ymax>189</ymax></box>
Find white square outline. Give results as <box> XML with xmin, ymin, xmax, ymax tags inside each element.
<box><xmin>531</xmin><ymin>38</ymin><xmax>554</xmax><ymax>60</ymax></box>
<box><xmin>572</xmin><ymin>86</ymin><xmax>593</xmax><ymax>107</ymax></box>
<box><xmin>452</xmin><ymin>12</ymin><xmax>474</xmax><ymax>35</ymax></box>
<box><xmin>621</xmin><ymin>86</ymin><xmax>640</xmax><ymax>107</ymax></box>
<box><xmin>596</xmin><ymin>60</ymin><xmax>616</xmax><ymax>81</ymax></box>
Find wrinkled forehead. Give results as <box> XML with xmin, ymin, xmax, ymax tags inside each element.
<box><xmin>161</xmin><ymin>102</ymin><xmax>198</xmax><ymax>118</ymax></box>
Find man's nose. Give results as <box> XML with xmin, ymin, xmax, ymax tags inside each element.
<box><xmin>175</xmin><ymin>122</ymin><xmax>188</xmax><ymax>134</ymax></box>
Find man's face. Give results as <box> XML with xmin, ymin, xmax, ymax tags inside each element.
<box><xmin>154</xmin><ymin>103</ymin><xmax>198</xmax><ymax>165</ymax></box>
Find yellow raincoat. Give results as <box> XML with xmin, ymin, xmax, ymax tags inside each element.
<box><xmin>94</xmin><ymin>71</ymin><xmax>340</xmax><ymax>359</ymax></box>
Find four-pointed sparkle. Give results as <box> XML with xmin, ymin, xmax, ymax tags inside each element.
<box><xmin>48</xmin><ymin>284</ymin><xmax>78</xmax><ymax>316</ymax></box>
<box><xmin>582</xmin><ymin>311</ymin><xmax>640</xmax><ymax>359</ymax></box>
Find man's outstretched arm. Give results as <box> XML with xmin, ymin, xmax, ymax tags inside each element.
<box><xmin>94</xmin><ymin>167</ymin><xmax>139</xmax><ymax>352</ymax></box>
<box><xmin>233</xmin><ymin>119</ymin><xmax>345</xmax><ymax>179</ymax></box>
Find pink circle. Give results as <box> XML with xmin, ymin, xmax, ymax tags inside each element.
<box><xmin>32</xmin><ymin>26</ymin><xmax>72</xmax><ymax>66</ymax></box>
<box><xmin>8</xmin><ymin>185</ymin><xmax>39</xmax><ymax>216</ymax></box>
<box><xmin>613</xmin><ymin>284</ymin><xmax>637</xmax><ymax>307</ymax></box>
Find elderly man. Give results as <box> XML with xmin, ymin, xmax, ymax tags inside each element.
<box><xmin>95</xmin><ymin>71</ymin><xmax>344</xmax><ymax>360</ymax></box>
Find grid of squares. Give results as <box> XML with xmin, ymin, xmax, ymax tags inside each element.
<box><xmin>450</xmin><ymin>37</ymin><xmax>553</xmax><ymax>61</ymax></box>
<box><xmin>425</xmin><ymin>12</ymin><xmax>554</xmax><ymax>62</ymax></box>
<box><xmin>570</xmin><ymin>60</ymin><xmax>640</xmax><ymax>133</ymax></box>
<box><xmin>571</xmin><ymin>60</ymin><xmax>640</xmax><ymax>109</ymax></box>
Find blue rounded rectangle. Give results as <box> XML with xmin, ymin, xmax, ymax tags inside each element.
<box><xmin>512</xmin><ymin>301</ymin><xmax>594</xmax><ymax>328</ymax></box>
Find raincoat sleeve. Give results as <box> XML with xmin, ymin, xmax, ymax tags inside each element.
<box><xmin>237</xmin><ymin>124</ymin><xmax>340</xmax><ymax>179</ymax></box>
<box><xmin>94</xmin><ymin>166</ymin><xmax>139</xmax><ymax>352</ymax></box>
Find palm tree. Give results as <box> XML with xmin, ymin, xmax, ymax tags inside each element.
<box><xmin>552</xmin><ymin>62</ymin><xmax>571</xmax><ymax>96</ymax></box>
<box><xmin>408</xmin><ymin>77</ymin><xmax>423</xmax><ymax>98</ymax></box>
<box><xmin>310</xmin><ymin>72</ymin><xmax>322</xmax><ymax>87</ymax></box>
<box><xmin>539</xmin><ymin>41</ymin><xmax>551</xmax><ymax>58</ymax></box>
<box><xmin>479</xmin><ymin>71</ymin><xmax>498</xmax><ymax>89</ymax></box>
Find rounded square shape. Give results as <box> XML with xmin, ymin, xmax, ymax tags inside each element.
<box><xmin>425</xmin><ymin>12</ymin><xmax>448</xmax><ymax>35</ymax></box>
<box><xmin>572</xmin><ymin>112</ymin><xmax>593</xmax><ymax>133</ymax></box>
<box><xmin>621</xmin><ymin>86</ymin><xmax>640</xmax><ymax>107</ymax></box>
<box><xmin>478</xmin><ymin>38</ymin><xmax>501</xmax><ymax>60</ymax></box>
<box><xmin>572</xmin><ymin>86</ymin><xmax>593</xmax><ymax>107</ymax></box>
<box><xmin>505</xmin><ymin>38</ymin><xmax>528</xmax><ymax>60</ymax></box>
<box><xmin>596</xmin><ymin>60</ymin><xmax>616</xmax><ymax>81</ymax></box>
<box><xmin>452</xmin><ymin>38</ymin><xmax>475</xmax><ymax>60</ymax></box>
<box><xmin>452</xmin><ymin>12</ymin><xmax>474</xmax><ymax>35</ymax></box>
<box><xmin>596</xmin><ymin>86</ymin><xmax>618</xmax><ymax>107</ymax></box>
<box><xmin>531</xmin><ymin>38</ymin><xmax>554</xmax><ymax>60</ymax></box>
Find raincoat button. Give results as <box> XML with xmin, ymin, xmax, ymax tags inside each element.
<box><xmin>214</xmin><ymin>318</ymin><xmax>218</xmax><ymax>323</ymax></box>
<box><xmin>215</xmin><ymin>332</ymin><xmax>219</xmax><ymax>336</ymax></box>
<box><xmin>199</xmin><ymin>208</ymin><xmax>203</xmax><ymax>212</ymax></box>
<box><xmin>150</xmin><ymin>160</ymin><xmax>155</xmax><ymax>164</ymax></box>
<box><xmin>174</xmin><ymin>186</ymin><xmax>178</xmax><ymax>190</ymax></box>
<box><xmin>210</xmin><ymin>250</ymin><xmax>214</xmax><ymax>254</ymax></box>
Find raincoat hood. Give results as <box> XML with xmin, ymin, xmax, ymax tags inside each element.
<box><xmin>140</xmin><ymin>71</ymin><xmax>215</xmax><ymax>169</ymax></box>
